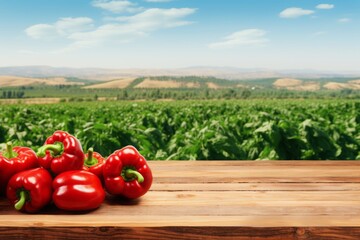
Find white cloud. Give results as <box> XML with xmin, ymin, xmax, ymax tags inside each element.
<box><xmin>25</xmin><ymin>17</ymin><xmax>94</xmax><ymax>39</ymax></box>
<box><xmin>55</xmin><ymin>17</ymin><xmax>94</xmax><ymax>36</ymax></box>
<box><xmin>279</xmin><ymin>8</ymin><xmax>314</xmax><ymax>18</ymax></box>
<box><xmin>68</xmin><ymin>23</ymin><xmax>144</xmax><ymax>45</ymax></box>
<box><xmin>92</xmin><ymin>0</ymin><xmax>143</xmax><ymax>13</ymax></box>
<box><xmin>25</xmin><ymin>0</ymin><xmax>196</xmax><ymax>51</ymax></box>
<box><xmin>145</xmin><ymin>0</ymin><xmax>172</xmax><ymax>2</ymax></box>
<box><xmin>114</xmin><ymin>8</ymin><xmax>195</xmax><ymax>29</ymax></box>
<box><xmin>209</xmin><ymin>29</ymin><xmax>268</xmax><ymax>49</ymax></box>
<box><xmin>316</xmin><ymin>4</ymin><xmax>334</xmax><ymax>9</ymax></box>
<box><xmin>66</xmin><ymin>8</ymin><xmax>196</xmax><ymax>50</ymax></box>
<box><xmin>338</xmin><ymin>18</ymin><xmax>351</xmax><ymax>23</ymax></box>
<box><xmin>25</xmin><ymin>24</ymin><xmax>58</xmax><ymax>39</ymax></box>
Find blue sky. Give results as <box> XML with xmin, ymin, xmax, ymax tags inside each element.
<box><xmin>0</xmin><ymin>0</ymin><xmax>359</xmax><ymax>71</ymax></box>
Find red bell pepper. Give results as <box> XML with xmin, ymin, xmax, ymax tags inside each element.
<box><xmin>37</xmin><ymin>130</ymin><xmax>85</xmax><ymax>175</ymax></box>
<box><xmin>53</xmin><ymin>170</ymin><xmax>105</xmax><ymax>211</ymax></box>
<box><xmin>0</xmin><ymin>142</ymin><xmax>38</xmax><ymax>195</ymax></box>
<box><xmin>83</xmin><ymin>148</ymin><xmax>105</xmax><ymax>182</ymax></box>
<box><xmin>6</xmin><ymin>168</ymin><xmax>52</xmax><ymax>213</ymax></box>
<box><xmin>103</xmin><ymin>145</ymin><xmax>152</xmax><ymax>199</ymax></box>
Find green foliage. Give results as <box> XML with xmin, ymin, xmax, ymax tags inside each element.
<box><xmin>0</xmin><ymin>90</ymin><xmax>25</xmax><ymax>99</ymax></box>
<box><xmin>0</xmin><ymin>100</ymin><xmax>359</xmax><ymax>160</ymax></box>
<box><xmin>126</xmin><ymin>77</ymin><xmax>145</xmax><ymax>89</ymax></box>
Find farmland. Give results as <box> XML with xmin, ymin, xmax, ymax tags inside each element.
<box><xmin>1</xmin><ymin>76</ymin><xmax>360</xmax><ymax>101</ymax></box>
<box><xmin>0</xmin><ymin>99</ymin><xmax>358</xmax><ymax>160</ymax></box>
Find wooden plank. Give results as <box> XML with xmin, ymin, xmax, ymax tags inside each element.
<box><xmin>2</xmin><ymin>200</ymin><xmax>360</xmax><ymax>213</ymax></box>
<box><xmin>2</xmin><ymin>215</ymin><xmax>360</xmax><ymax>227</ymax></box>
<box><xmin>151</xmin><ymin>164</ymin><xmax>360</xmax><ymax>171</ymax></box>
<box><xmin>151</xmin><ymin>166</ymin><xmax>360</xmax><ymax>177</ymax></box>
<box><xmin>2</xmin><ymin>198</ymin><xmax>360</xmax><ymax>216</ymax></box>
<box><xmin>3</xmin><ymin>190</ymin><xmax>360</xmax><ymax>209</ymax></box>
<box><xmin>151</xmin><ymin>183</ymin><xmax>360</xmax><ymax>191</ymax></box>
<box><xmin>23</xmin><ymin>205</ymin><xmax>360</xmax><ymax>216</ymax></box>
<box><xmin>150</xmin><ymin>161</ymin><xmax>360</xmax><ymax>183</ymax></box>
<box><xmin>118</xmin><ymin>190</ymin><xmax>360</xmax><ymax>202</ymax></box>
<box><xmin>148</xmin><ymin>161</ymin><xmax>360</xmax><ymax>167</ymax></box>
<box><xmin>153</xmin><ymin>169</ymin><xmax>360</xmax><ymax>178</ymax></box>
<box><xmin>154</xmin><ymin>176</ymin><xmax>360</xmax><ymax>183</ymax></box>
<box><xmin>54</xmin><ymin>205</ymin><xmax>360</xmax><ymax>216</ymax></box>
<box><xmin>2</xmin><ymin>227</ymin><xmax>360</xmax><ymax>240</ymax></box>
<box><xmin>1</xmin><ymin>191</ymin><xmax>360</xmax><ymax>218</ymax></box>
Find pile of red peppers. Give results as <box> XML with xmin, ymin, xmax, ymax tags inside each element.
<box><xmin>0</xmin><ymin>130</ymin><xmax>153</xmax><ymax>213</ymax></box>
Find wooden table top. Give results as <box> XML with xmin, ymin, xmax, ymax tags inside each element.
<box><xmin>1</xmin><ymin>161</ymin><xmax>360</xmax><ymax>239</ymax></box>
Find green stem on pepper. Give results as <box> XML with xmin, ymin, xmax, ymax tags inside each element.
<box><xmin>14</xmin><ymin>190</ymin><xmax>27</xmax><ymax>211</ymax></box>
<box><xmin>84</xmin><ymin>148</ymin><xmax>98</xmax><ymax>167</ymax></box>
<box><xmin>37</xmin><ymin>142</ymin><xmax>64</xmax><ymax>158</ymax></box>
<box><xmin>125</xmin><ymin>169</ymin><xmax>144</xmax><ymax>183</ymax></box>
<box><xmin>3</xmin><ymin>142</ymin><xmax>18</xmax><ymax>159</ymax></box>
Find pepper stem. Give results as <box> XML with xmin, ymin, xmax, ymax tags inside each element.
<box><xmin>3</xmin><ymin>142</ymin><xmax>18</xmax><ymax>159</ymax></box>
<box><xmin>37</xmin><ymin>142</ymin><xmax>63</xmax><ymax>157</ymax></box>
<box><xmin>84</xmin><ymin>148</ymin><xmax>98</xmax><ymax>167</ymax></box>
<box><xmin>15</xmin><ymin>191</ymin><xmax>27</xmax><ymax>211</ymax></box>
<box><xmin>125</xmin><ymin>169</ymin><xmax>144</xmax><ymax>183</ymax></box>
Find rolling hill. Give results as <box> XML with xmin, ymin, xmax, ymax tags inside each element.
<box><xmin>1</xmin><ymin>66</ymin><xmax>360</xmax><ymax>80</ymax></box>
<box><xmin>81</xmin><ymin>76</ymin><xmax>360</xmax><ymax>90</ymax></box>
<box><xmin>0</xmin><ymin>65</ymin><xmax>360</xmax><ymax>91</ymax></box>
<box><xmin>272</xmin><ymin>78</ymin><xmax>360</xmax><ymax>90</ymax></box>
<box><xmin>0</xmin><ymin>76</ymin><xmax>85</xmax><ymax>87</ymax></box>
<box><xmin>82</xmin><ymin>78</ymin><xmax>136</xmax><ymax>89</ymax></box>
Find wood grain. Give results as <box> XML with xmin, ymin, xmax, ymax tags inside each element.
<box><xmin>1</xmin><ymin>161</ymin><xmax>360</xmax><ymax>239</ymax></box>
<box><xmin>2</xmin><ymin>227</ymin><xmax>360</xmax><ymax>240</ymax></box>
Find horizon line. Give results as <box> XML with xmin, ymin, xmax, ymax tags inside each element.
<box><xmin>1</xmin><ymin>65</ymin><xmax>360</xmax><ymax>74</ymax></box>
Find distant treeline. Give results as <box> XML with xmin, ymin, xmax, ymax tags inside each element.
<box><xmin>1</xmin><ymin>90</ymin><xmax>25</xmax><ymax>99</ymax></box>
<box><xmin>110</xmin><ymin>88</ymin><xmax>360</xmax><ymax>100</ymax></box>
<box><xmin>0</xmin><ymin>85</ymin><xmax>359</xmax><ymax>101</ymax></box>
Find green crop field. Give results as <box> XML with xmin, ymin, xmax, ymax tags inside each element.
<box><xmin>0</xmin><ymin>99</ymin><xmax>359</xmax><ymax>160</ymax></box>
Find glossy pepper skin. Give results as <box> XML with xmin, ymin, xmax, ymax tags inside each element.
<box><xmin>0</xmin><ymin>142</ymin><xmax>38</xmax><ymax>195</ymax></box>
<box><xmin>53</xmin><ymin>170</ymin><xmax>105</xmax><ymax>211</ymax></box>
<box><xmin>83</xmin><ymin>148</ymin><xmax>105</xmax><ymax>182</ymax></box>
<box><xmin>6</xmin><ymin>168</ymin><xmax>52</xmax><ymax>213</ymax></box>
<box><xmin>103</xmin><ymin>145</ymin><xmax>152</xmax><ymax>199</ymax></box>
<box><xmin>37</xmin><ymin>130</ymin><xmax>85</xmax><ymax>175</ymax></box>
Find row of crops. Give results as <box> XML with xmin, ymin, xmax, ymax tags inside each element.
<box><xmin>0</xmin><ymin>100</ymin><xmax>359</xmax><ymax>160</ymax></box>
